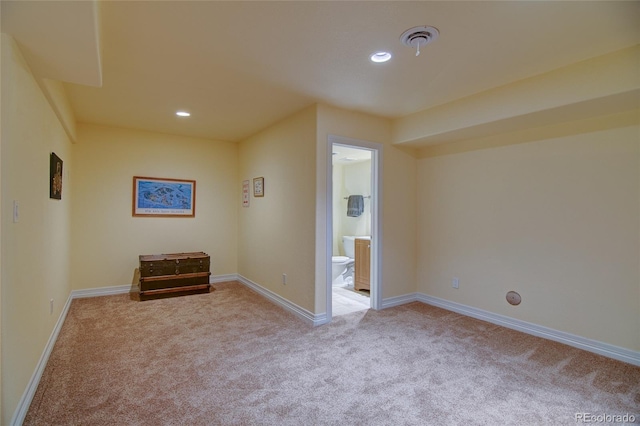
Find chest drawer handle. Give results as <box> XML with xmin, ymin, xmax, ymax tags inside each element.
<box><xmin>175</xmin><ymin>268</ymin><xmax>180</xmax><ymax>275</ymax></box>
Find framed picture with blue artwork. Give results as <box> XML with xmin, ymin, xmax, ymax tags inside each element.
<box><xmin>132</xmin><ymin>176</ymin><xmax>196</xmax><ymax>217</ymax></box>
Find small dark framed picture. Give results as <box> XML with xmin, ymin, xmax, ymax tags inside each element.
<box><xmin>50</xmin><ymin>152</ymin><xmax>63</xmax><ymax>200</ymax></box>
<box><xmin>253</xmin><ymin>177</ymin><xmax>264</xmax><ymax>197</ymax></box>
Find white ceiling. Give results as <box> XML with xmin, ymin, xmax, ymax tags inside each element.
<box><xmin>1</xmin><ymin>0</ymin><xmax>101</xmax><ymax>87</ymax></box>
<box><xmin>2</xmin><ymin>1</ymin><xmax>639</xmax><ymax>143</ymax></box>
<box><xmin>332</xmin><ymin>145</ymin><xmax>372</xmax><ymax>165</ymax></box>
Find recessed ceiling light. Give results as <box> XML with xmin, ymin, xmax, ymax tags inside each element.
<box><xmin>176</xmin><ymin>111</ymin><xmax>190</xmax><ymax>117</ymax></box>
<box><xmin>370</xmin><ymin>51</ymin><xmax>392</xmax><ymax>63</ymax></box>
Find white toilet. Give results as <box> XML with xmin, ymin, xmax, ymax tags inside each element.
<box><xmin>331</xmin><ymin>236</ymin><xmax>357</xmax><ymax>287</ymax></box>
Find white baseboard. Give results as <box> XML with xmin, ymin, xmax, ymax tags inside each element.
<box><xmin>236</xmin><ymin>275</ymin><xmax>326</xmax><ymax>326</ymax></box>
<box><xmin>210</xmin><ymin>273</ymin><xmax>239</xmax><ymax>284</ymax></box>
<box><xmin>381</xmin><ymin>292</ymin><xmax>419</xmax><ymax>309</ymax></box>
<box><xmin>10</xmin><ymin>293</ymin><xmax>74</xmax><ymax>426</ymax></box>
<box><xmin>415</xmin><ymin>293</ymin><xmax>640</xmax><ymax>367</ymax></box>
<box><xmin>71</xmin><ymin>284</ymin><xmax>131</xmax><ymax>299</ymax></box>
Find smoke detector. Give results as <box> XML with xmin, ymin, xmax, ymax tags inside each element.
<box><xmin>400</xmin><ymin>25</ymin><xmax>439</xmax><ymax>56</ymax></box>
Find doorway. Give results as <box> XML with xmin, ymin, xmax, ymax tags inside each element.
<box><xmin>326</xmin><ymin>135</ymin><xmax>382</xmax><ymax>321</ymax></box>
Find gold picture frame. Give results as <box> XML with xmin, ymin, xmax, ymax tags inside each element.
<box><xmin>253</xmin><ymin>177</ymin><xmax>264</xmax><ymax>197</ymax></box>
<box><xmin>132</xmin><ymin>176</ymin><xmax>196</xmax><ymax>217</ymax></box>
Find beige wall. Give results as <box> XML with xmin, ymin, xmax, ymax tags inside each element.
<box><xmin>335</xmin><ymin>160</ymin><xmax>372</xmax><ymax>246</ymax></box>
<box><xmin>332</xmin><ymin>159</ymin><xmax>373</xmax><ymax>255</ymax></box>
<box><xmin>1</xmin><ymin>32</ymin><xmax>4</xmax><ymax>426</ymax></box>
<box><xmin>40</xmin><ymin>78</ymin><xmax>77</xmax><ymax>143</ymax></box>
<box><xmin>331</xmin><ymin>162</ymin><xmax>343</xmax><ymax>256</ymax></box>
<box><xmin>317</xmin><ymin>104</ymin><xmax>417</xmax><ymax>309</ymax></box>
<box><xmin>1</xmin><ymin>35</ymin><xmax>74</xmax><ymax>424</ymax></box>
<box><xmin>393</xmin><ymin>45</ymin><xmax>640</xmax><ymax>147</ymax></box>
<box><xmin>71</xmin><ymin>124</ymin><xmax>238</xmax><ymax>290</ymax></box>
<box><xmin>417</xmin><ymin>124</ymin><xmax>640</xmax><ymax>351</ymax></box>
<box><xmin>238</xmin><ymin>103</ymin><xmax>418</xmax><ymax>314</ymax></box>
<box><xmin>237</xmin><ymin>105</ymin><xmax>318</xmax><ymax>312</ymax></box>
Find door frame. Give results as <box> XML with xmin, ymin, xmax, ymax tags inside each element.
<box><xmin>325</xmin><ymin>134</ymin><xmax>383</xmax><ymax>320</ymax></box>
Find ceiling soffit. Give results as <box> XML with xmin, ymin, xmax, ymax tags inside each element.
<box><xmin>1</xmin><ymin>1</ymin><xmax>638</xmax><ymax>146</ymax></box>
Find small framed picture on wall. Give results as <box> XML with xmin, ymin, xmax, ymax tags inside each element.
<box><xmin>50</xmin><ymin>152</ymin><xmax>63</xmax><ymax>200</ymax></box>
<box><xmin>253</xmin><ymin>177</ymin><xmax>264</xmax><ymax>197</ymax></box>
<box><xmin>242</xmin><ymin>180</ymin><xmax>250</xmax><ymax>207</ymax></box>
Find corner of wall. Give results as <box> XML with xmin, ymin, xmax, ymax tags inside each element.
<box><xmin>39</xmin><ymin>78</ymin><xmax>77</xmax><ymax>143</ymax></box>
<box><xmin>237</xmin><ymin>105</ymin><xmax>318</xmax><ymax>313</ymax></box>
<box><xmin>418</xmin><ymin>108</ymin><xmax>640</xmax><ymax>159</ymax></box>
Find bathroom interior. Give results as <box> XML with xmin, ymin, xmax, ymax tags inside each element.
<box><xmin>331</xmin><ymin>144</ymin><xmax>372</xmax><ymax>316</ymax></box>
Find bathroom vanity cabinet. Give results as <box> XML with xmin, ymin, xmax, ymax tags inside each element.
<box><xmin>131</xmin><ymin>251</ymin><xmax>212</xmax><ymax>301</ymax></box>
<box><xmin>354</xmin><ymin>238</ymin><xmax>371</xmax><ymax>291</ymax></box>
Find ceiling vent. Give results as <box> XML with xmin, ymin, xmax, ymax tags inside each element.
<box><xmin>400</xmin><ymin>26</ymin><xmax>439</xmax><ymax>56</ymax></box>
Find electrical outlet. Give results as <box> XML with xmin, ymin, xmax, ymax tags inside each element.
<box><xmin>282</xmin><ymin>274</ymin><xmax>287</xmax><ymax>285</ymax></box>
<box><xmin>50</xmin><ymin>299</ymin><xmax>54</xmax><ymax>315</ymax></box>
<box><xmin>452</xmin><ymin>278</ymin><xmax>459</xmax><ymax>289</ymax></box>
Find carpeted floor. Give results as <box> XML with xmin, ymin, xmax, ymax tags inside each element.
<box><xmin>25</xmin><ymin>282</ymin><xmax>639</xmax><ymax>425</ymax></box>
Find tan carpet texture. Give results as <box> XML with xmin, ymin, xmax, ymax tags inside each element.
<box><xmin>25</xmin><ymin>282</ymin><xmax>639</xmax><ymax>425</ymax></box>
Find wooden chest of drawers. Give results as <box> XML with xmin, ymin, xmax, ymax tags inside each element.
<box><xmin>131</xmin><ymin>252</ymin><xmax>212</xmax><ymax>300</ymax></box>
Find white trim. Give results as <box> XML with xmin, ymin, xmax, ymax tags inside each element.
<box><xmin>324</xmin><ymin>137</ymin><xmax>334</xmax><ymax>321</ymax></box>
<box><xmin>313</xmin><ymin>312</ymin><xmax>330</xmax><ymax>326</ymax></box>
<box><xmin>381</xmin><ymin>293</ymin><xmax>419</xmax><ymax>309</ymax></box>
<box><xmin>71</xmin><ymin>284</ymin><xmax>130</xmax><ymax>299</ymax></box>
<box><xmin>370</xmin><ymin>143</ymin><xmax>383</xmax><ymax>311</ymax></box>
<box><xmin>326</xmin><ymin>135</ymin><xmax>383</xmax><ymax>319</ymax></box>
<box><xmin>416</xmin><ymin>293</ymin><xmax>640</xmax><ymax>367</ymax></box>
<box><xmin>237</xmin><ymin>275</ymin><xmax>326</xmax><ymax>326</ymax></box>
<box><xmin>210</xmin><ymin>273</ymin><xmax>239</xmax><ymax>284</ymax></box>
<box><xmin>10</xmin><ymin>293</ymin><xmax>74</xmax><ymax>426</ymax></box>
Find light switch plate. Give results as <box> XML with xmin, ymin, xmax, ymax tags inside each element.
<box><xmin>13</xmin><ymin>201</ymin><xmax>19</xmax><ymax>223</ymax></box>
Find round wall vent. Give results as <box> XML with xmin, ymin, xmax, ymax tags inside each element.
<box><xmin>400</xmin><ymin>25</ymin><xmax>440</xmax><ymax>56</ymax></box>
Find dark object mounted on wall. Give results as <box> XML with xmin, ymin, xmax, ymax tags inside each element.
<box><xmin>50</xmin><ymin>152</ymin><xmax>63</xmax><ymax>200</ymax></box>
<box><xmin>347</xmin><ymin>195</ymin><xmax>364</xmax><ymax>217</ymax></box>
